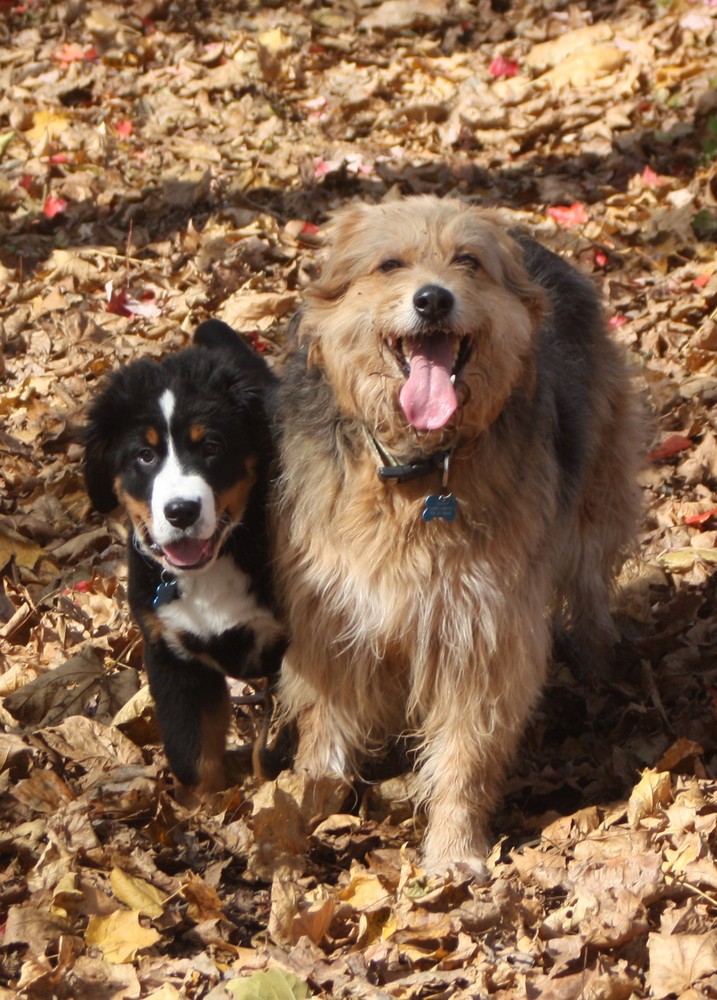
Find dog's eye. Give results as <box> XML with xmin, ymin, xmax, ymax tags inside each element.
<box><xmin>454</xmin><ymin>253</ymin><xmax>481</xmax><ymax>270</ymax></box>
<box><xmin>201</xmin><ymin>439</ymin><xmax>222</xmax><ymax>459</ymax></box>
<box><xmin>137</xmin><ymin>448</ymin><xmax>157</xmax><ymax>466</ymax></box>
<box><xmin>378</xmin><ymin>258</ymin><xmax>405</xmax><ymax>273</ymax></box>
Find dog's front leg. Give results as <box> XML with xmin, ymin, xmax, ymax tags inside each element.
<box><xmin>417</xmin><ymin>710</ymin><xmax>502</xmax><ymax>884</ymax></box>
<box><xmin>294</xmin><ymin>699</ymin><xmax>354</xmax><ymax>780</ymax></box>
<box><xmin>279</xmin><ymin>656</ymin><xmax>360</xmax><ymax>780</ymax></box>
<box><xmin>144</xmin><ymin>641</ymin><xmax>232</xmax><ymax>800</ymax></box>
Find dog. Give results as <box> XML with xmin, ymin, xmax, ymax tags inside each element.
<box><xmin>84</xmin><ymin>321</ymin><xmax>286</xmax><ymax>799</ymax></box>
<box><xmin>271</xmin><ymin>195</ymin><xmax>643</xmax><ymax>880</ymax></box>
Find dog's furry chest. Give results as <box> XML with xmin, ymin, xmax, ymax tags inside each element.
<box><xmin>155</xmin><ymin>555</ymin><xmax>283</xmax><ymax>672</ymax></box>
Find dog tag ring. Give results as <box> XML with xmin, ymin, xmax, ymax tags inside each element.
<box><xmin>422</xmin><ymin>494</ymin><xmax>458</xmax><ymax>522</ymax></box>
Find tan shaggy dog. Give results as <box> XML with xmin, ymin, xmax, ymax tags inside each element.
<box><xmin>271</xmin><ymin>195</ymin><xmax>642</xmax><ymax>880</ymax></box>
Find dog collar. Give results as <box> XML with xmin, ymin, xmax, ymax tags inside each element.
<box><xmin>153</xmin><ymin>575</ymin><xmax>179</xmax><ymax>609</ymax></box>
<box><xmin>362</xmin><ymin>428</ymin><xmax>451</xmax><ymax>484</ymax></box>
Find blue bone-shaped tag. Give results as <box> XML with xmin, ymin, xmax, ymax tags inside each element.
<box><xmin>422</xmin><ymin>494</ymin><xmax>458</xmax><ymax>522</ymax></box>
<box><xmin>153</xmin><ymin>579</ymin><xmax>179</xmax><ymax>609</ymax></box>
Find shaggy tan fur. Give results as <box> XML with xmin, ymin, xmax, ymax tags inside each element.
<box><xmin>272</xmin><ymin>196</ymin><xmax>642</xmax><ymax>880</ymax></box>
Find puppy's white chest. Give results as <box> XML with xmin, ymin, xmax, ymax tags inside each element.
<box><xmin>156</xmin><ymin>556</ymin><xmax>278</xmax><ymax>640</ymax></box>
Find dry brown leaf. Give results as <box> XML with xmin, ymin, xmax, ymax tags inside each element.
<box><xmin>647</xmin><ymin>932</ymin><xmax>717</xmax><ymax>998</ymax></box>
<box><xmin>11</xmin><ymin>769</ymin><xmax>74</xmax><ymax>813</ymax></box>
<box><xmin>180</xmin><ymin>874</ymin><xmax>224</xmax><ymax>922</ymax></box>
<box><xmin>525</xmin><ymin>23</ymin><xmax>614</xmax><ymax>70</ymax></box>
<box><xmin>39</xmin><ymin>715</ymin><xmax>144</xmax><ymax>769</ymax></box>
<box><xmin>539</xmin><ymin>46</ymin><xmax>627</xmax><ymax>89</ymax></box>
<box><xmin>627</xmin><ymin>768</ymin><xmax>673</xmax><ymax>827</ymax></box>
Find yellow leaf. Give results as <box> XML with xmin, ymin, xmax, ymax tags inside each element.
<box><xmin>291</xmin><ymin>891</ymin><xmax>336</xmax><ymax>945</ymax></box>
<box><xmin>0</xmin><ymin>526</ymin><xmax>43</xmax><ymax>570</ymax></box>
<box><xmin>26</xmin><ymin>109</ymin><xmax>69</xmax><ymax>143</ymax></box>
<box><xmin>227</xmin><ymin>969</ymin><xmax>309</xmax><ymax>1000</ymax></box>
<box><xmin>143</xmin><ymin>988</ymin><xmax>183</xmax><ymax>1000</ymax></box>
<box><xmin>658</xmin><ymin>548</ymin><xmax>717</xmax><ymax>571</ymax></box>
<box><xmin>627</xmin><ymin>768</ymin><xmax>672</xmax><ymax>828</ymax></box>
<box><xmin>85</xmin><ymin>910</ymin><xmax>161</xmax><ymax>964</ymax></box>
<box><xmin>257</xmin><ymin>27</ymin><xmax>293</xmax><ymax>58</ymax></box>
<box><xmin>339</xmin><ymin>871</ymin><xmax>392</xmax><ymax>912</ymax></box>
<box><xmin>110</xmin><ymin>868</ymin><xmax>167</xmax><ymax>919</ymax></box>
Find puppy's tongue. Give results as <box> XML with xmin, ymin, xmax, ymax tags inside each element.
<box><xmin>399</xmin><ymin>337</ymin><xmax>458</xmax><ymax>431</ymax></box>
<box><xmin>161</xmin><ymin>537</ymin><xmax>211</xmax><ymax>568</ymax></box>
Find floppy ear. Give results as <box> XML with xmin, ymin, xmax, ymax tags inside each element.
<box><xmin>83</xmin><ymin>375</ymin><xmax>124</xmax><ymax>513</ymax></box>
<box><xmin>194</xmin><ymin>319</ymin><xmax>276</xmax><ymax>387</ymax></box>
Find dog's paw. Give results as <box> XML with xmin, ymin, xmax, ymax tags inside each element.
<box><xmin>422</xmin><ymin>852</ymin><xmax>491</xmax><ymax>885</ymax></box>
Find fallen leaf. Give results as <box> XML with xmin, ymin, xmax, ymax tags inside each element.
<box><xmin>648</xmin><ymin>434</ymin><xmax>693</xmax><ymax>462</ymax></box>
<box><xmin>85</xmin><ymin>910</ymin><xmax>161</xmax><ymax>964</ymax></box>
<box><xmin>547</xmin><ymin>202</ymin><xmax>589</xmax><ymax>228</ymax></box>
<box><xmin>227</xmin><ymin>969</ymin><xmax>309</xmax><ymax>1000</ymax></box>
<box><xmin>627</xmin><ymin>768</ymin><xmax>672</xmax><ymax>828</ymax></box>
<box><xmin>42</xmin><ymin>194</ymin><xmax>68</xmax><ymax>219</ymax></box>
<box><xmin>648</xmin><ymin>932</ymin><xmax>717</xmax><ymax>998</ymax></box>
<box><xmin>110</xmin><ymin>868</ymin><xmax>167</xmax><ymax>919</ymax></box>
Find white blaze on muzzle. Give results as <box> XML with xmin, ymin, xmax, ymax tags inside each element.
<box><xmin>149</xmin><ymin>390</ymin><xmax>217</xmax><ymax>565</ymax></box>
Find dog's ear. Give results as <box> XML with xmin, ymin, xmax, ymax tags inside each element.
<box><xmin>308</xmin><ymin>204</ymin><xmax>376</xmax><ymax>301</ymax></box>
<box><xmin>498</xmin><ymin>252</ymin><xmax>546</xmax><ymax>327</ymax></box>
<box><xmin>496</xmin><ymin>230</ymin><xmax>548</xmax><ymax>329</ymax></box>
<box><xmin>194</xmin><ymin>319</ymin><xmax>275</xmax><ymax>386</ymax></box>
<box><xmin>83</xmin><ymin>373</ymin><xmax>126</xmax><ymax>513</ymax></box>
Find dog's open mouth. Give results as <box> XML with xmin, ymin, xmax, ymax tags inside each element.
<box><xmin>389</xmin><ymin>333</ymin><xmax>472</xmax><ymax>431</ymax></box>
<box><xmin>150</xmin><ymin>509</ymin><xmax>234</xmax><ymax>570</ymax></box>
<box><xmin>147</xmin><ymin>524</ymin><xmax>222</xmax><ymax>570</ymax></box>
<box><xmin>158</xmin><ymin>536</ymin><xmax>215</xmax><ymax>569</ymax></box>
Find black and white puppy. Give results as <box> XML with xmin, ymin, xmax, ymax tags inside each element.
<box><xmin>84</xmin><ymin>321</ymin><xmax>286</xmax><ymax>797</ymax></box>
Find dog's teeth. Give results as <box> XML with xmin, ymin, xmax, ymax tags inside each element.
<box><xmin>450</xmin><ymin>374</ymin><xmax>456</xmax><ymax>385</ymax></box>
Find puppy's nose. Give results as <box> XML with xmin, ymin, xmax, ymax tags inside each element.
<box><xmin>164</xmin><ymin>499</ymin><xmax>201</xmax><ymax>529</ymax></box>
<box><xmin>413</xmin><ymin>284</ymin><xmax>454</xmax><ymax>323</ymax></box>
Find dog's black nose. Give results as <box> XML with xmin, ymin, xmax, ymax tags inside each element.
<box><xmin>413</xmin><ymin>284</ymin><xmax>454</xmax><ymax>323</ymax></box>
<box><xmin>164</xmin><ymin>499</ymin><xmax>201</xmax><ymax>529</ymax></box>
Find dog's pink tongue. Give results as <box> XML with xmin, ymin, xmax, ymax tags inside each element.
<box><xmin>162</xmin><ymin>538</ymin><xmax>210</xmax><ymax>568</ymax></box>
<box><xmin>399</xmin><ymin>338</ymin><xmax>457</xmax><ymax>430</ymax></box>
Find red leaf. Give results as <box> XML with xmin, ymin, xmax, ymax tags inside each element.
<box><xmin>43</xmin><ymin>195</ymin><xmax>68</xmax><ymax>219</ymax></box>
<box><xmin>115</xmin><ymin>119</ymin><xmax>133</xmax><ymax>138</ymax></box>
<box><xmin>106</xmin><ymin>287</ymin><xmax>131</xmax><ymax>316</ymax></box>
<box><xmin>608</xmin><ymin>314</ymin><xmax>628</xmax><ymax>329</ymax></box>
<box><xmin>547</xmin><ymin>202</ymin><xmax>589</xmax><ymax>229</ymax></box>
<box><xmin>53</xmin><ymin>43</ymin><xmax>98</xmax><ymax>65</ymax></box>
<box><xmin>489</xmin><ymin>55</ymin><xmax>520</xmax><ymax>79</ymax></box>
<box><xmin>245</xmin><ymin>330</ymin><xmax>269</xmax><ymax>354</ymax></box>
<box><xmin>641</xmin><ymin>166</ymin><xmax>667</xmax><ymax>187</ymax></box>
<box><xmin>647</xmin><ymin>435</ymin><xmax>693</xmax><ymax>463</ymax></box>
<box><xmin>684</xmin><ymin>507</ymin><xmax>717</xmax><ymax>527</ymax></box>
<box><xmin>693</xmin><ymin>273</ymin><xmax>711</xmax><ymax>289</ymax></box>
<box><xmin>49</xmin><ymin>152</ymin><xmax>70</xmax><ymax>165</ymax></box>
<box><xmin>300</xmin><ymin>222</ymin><xmax>319</xmax><ymax>236</ymax></box>
<box><xmin>594</xmin><ymin>249</ymin><xmax>608</xmax><ymax>268</ymax></box>
<box><xmin>313</xmin><ymin>158</ymin><xmax>339</xmax><ymax>179</ymax></box>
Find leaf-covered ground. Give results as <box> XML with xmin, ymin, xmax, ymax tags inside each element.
<box><xmin>2</xmin><ymin>0</ymin><xmax>717</xmax><ymax>996</ymax></box>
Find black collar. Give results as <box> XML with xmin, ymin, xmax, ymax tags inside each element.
<box><xmin>361</xmin><ymin>427</ymin><xmax>452</xmax><ymax>484</ymax></box>
<box><xmin>377</xmin><ymin>451</ymin><xmax>450</xmax><ymax>483</ymax></box>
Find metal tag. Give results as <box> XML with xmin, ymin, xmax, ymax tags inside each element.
<box><xmin>152</xmin><ymin>579</ymin><xmax>179</xmax><ymax>609</ymax></box>
<box><xmin>422</xmin><ymin>494</ymin><xmax>458</xmax><ymax>522</ymax></box>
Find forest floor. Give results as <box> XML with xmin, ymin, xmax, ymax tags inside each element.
<box><xmin>2</xmin><ymin>0</ymin><xmax>717</xmax><ymax>997</ymax></box>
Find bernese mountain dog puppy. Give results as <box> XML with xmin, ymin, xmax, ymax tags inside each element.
<box><xmin>84</xmin><ymin>321</ymin><xmax>286</xmax><ymax>799</ymax></box>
